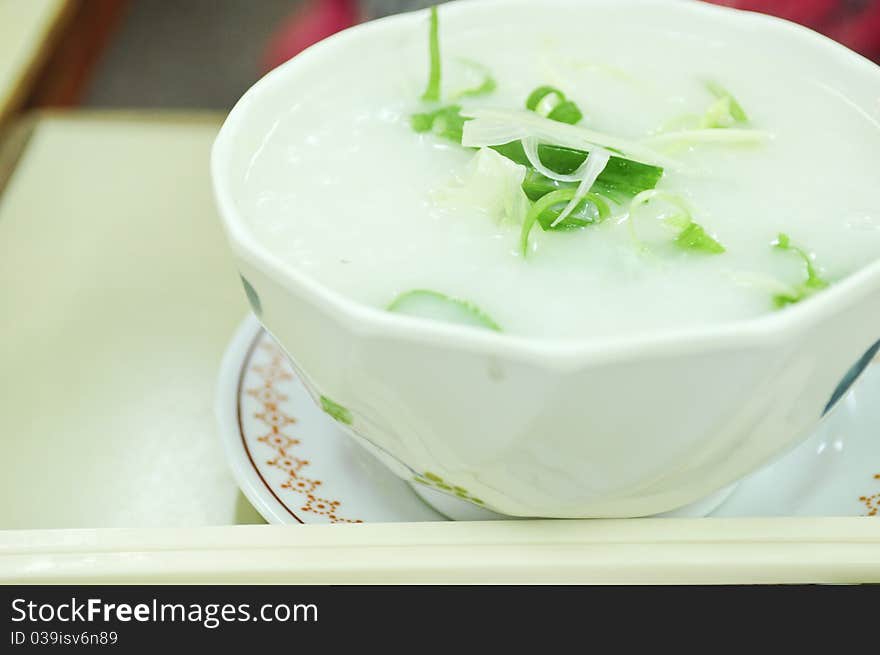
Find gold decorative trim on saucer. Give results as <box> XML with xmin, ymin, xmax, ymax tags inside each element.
<box><xmin>859</xmin><ymin>474</ymin><xmax>880</xmax><ymax>517</ymax></box>
<box><xmin>238</xmin><ymin>333</ymin><xmax>362</xmax><ymax>524</ymax></box>
<box><xmin>226</xmin><ymin>316</ymin><xmax>880</xmax><ymax>525</ymax></box>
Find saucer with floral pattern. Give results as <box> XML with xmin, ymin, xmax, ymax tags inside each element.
<box><xmin>217</xmin><ymin>315</ymin><xmax>880</xmax><ymax>524</ymax></box>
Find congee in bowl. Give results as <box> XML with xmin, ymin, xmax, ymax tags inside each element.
<box><xmin>236</xmin><ymin>3</ymin><xmax>880</xmax><ymax>340</ymax></box>
<box><xmin>212</xmin><ymin>0</ymin><xmax>880</xmax><ymax>517</ymax></box>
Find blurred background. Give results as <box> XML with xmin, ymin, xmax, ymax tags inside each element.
<box><xmin>9</xmin><ymin>0</ymin><xmax>880</xmax><ymax>116</ymax></box>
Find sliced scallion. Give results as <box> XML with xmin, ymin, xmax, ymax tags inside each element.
<box><xmin>521</xmin><ymin>189</ymin><xmax>574</xmax><ymax>255</ymax></box>
<box><xmin>771</xmin><ymin>233</ymin><xmax>829</xmax><ymax>307</ymax></box>
<box><xmin>387</xmin><ymin>289</ymin><xmax>502</xmax><ymax>332</ymax></box>
<box><xmin>628</xmin><ymin>190</ymin><xmax>724</xmax><ymax>254</ymax></box>
<box><xmin>521</xmin><ymin>137</ymin><xmax>585</xmax><ymax>182</ymax></box>
<box><xmin>508</xmin><ymin>145</ymin><xmax>662</xmax><ymax>203</ymax></box>
<box><xmin>461</xmin><ymin>108</ymin><xmax>677</xmax><ymax>169</ymax></box>
<box><xmin>421</xmin><ymin>6</ymin><xmax>441</xmax><ymax>102</ymax></box>
<box><xmin>706</xmin><ymin>80</ymin><xmax>748</xmax><ymax>123</ymax></box>
<box><xmin>675</xmin><ymin>222</ymin><xmax>726</xmax><ymax>254</ymax></box>
<box><xmin>519</xmin><ymin>188</ymin><xmax>609</xmax><ymax>256</ymax></box>
<box><xmin>525</xmin><ymin>85</ymin><xmax>583</xmax><ymax>125</ymax></box>
<box><xmin>657</xmin><ymin>81</ymin><xmax>750</xmax><ymax>134</ymax></box>
<box><xmin>526</xmin><ymin>86</ymin><xmax>563</xmax><ymax>112</ymax></box>
<box><xmin>701</xmin><ymin>95</ymin><xmax>738</xmax><ymax>129</ymax></box>
<box><xmin>549</xmin><ymin>146</ymin><xmax>611</xmax><ymax>227</ymax></box>
<box><xmin>538</xmin><ymin>192</ymin><xmax>610</xmax><ymax>230</ymax></box>
<box><xmin>547</xmin><ymin>101</ymin><xmax>583</xmax><ymax>125</ymax></box>
<box><xmin>450</xmin><ymin>59</ymin><xmax>496</xmax><ymax>99</ymax></box>
<box><xmin>411</xmin><ymin>104</ymin><xmax>467</xmax><ymax>142</ymax></box>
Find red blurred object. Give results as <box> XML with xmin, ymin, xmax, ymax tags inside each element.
<box><xmin>262</xmin><ymin>0</ymin><xmax>880</xmax><ymax>73</ymax></box>
<box><xmin>705</xmin><ymin>0</ymin><xmax>839</xmax><ymax>29</ymax></box>
<box><xmin>261</xmin><ymin>0</ymin><xmax>358</xmax><ymax>72</ymax></box>
<box><xmin>826</xmin><ymin>2</ymin><xmax>880</xmax><ymax>61</ymax></box>
<box><xmin>706</xmin><ymin>0</ymin><xmax>880</xmax><ymax>61</ymax></box>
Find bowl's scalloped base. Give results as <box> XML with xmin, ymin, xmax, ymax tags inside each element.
<box><xmin>408</xmin><ymin>480</ymin><xmax>739</xmax><ymax>520</ymax></box>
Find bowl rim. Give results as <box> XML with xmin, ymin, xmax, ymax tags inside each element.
<box><xmin>211</xmin><ymin>0</ymin><xmax>880</xmax><ymax>367</ymax></box>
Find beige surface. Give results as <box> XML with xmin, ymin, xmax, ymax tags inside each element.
<box><xmin>0</xmin><ymin>112</ymin><xmax>263</xmax><ymax>528</ymax></box>
<box><xmin>0</xmin><ymin>0</ymin><xmax>69</xmax><ymax>124</ymax></box>
<box><xmin>2</xmin><ymin>518</ymin><xmax>880</xmax><ymax>583</ymax></box>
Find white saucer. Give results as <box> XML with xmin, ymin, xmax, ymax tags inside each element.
<box><xmin>216</xmin><ymin>315</ymin><xmax>880</xmax><ymax>524</ymax></box>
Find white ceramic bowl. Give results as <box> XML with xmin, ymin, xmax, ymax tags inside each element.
<box><xmin>211</xmin><ymin>0</ymin><xmax>880</xmax><ymax>517</ymax></box>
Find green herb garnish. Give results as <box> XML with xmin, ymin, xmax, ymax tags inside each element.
<box><xmin>657</xmin><ymin>81</ymin><xmax>749</xmax><ymax>134</ymax></box>
<box><xmin>519</xmin><ymin>188</ymin><xmax>609</xmax><ymax>256</ymax></box>
<box><xmin>421</xmin><ymin>6</ymin><xmax>441</xmax><ymax>102</ymax></box>
<box><xmin>705</xmin><ymin>80</ymin><xmax>747</xmax><ymax>124</ymax></box>
<box><xmin>450</xmin><ymin>59</ymin><xmax>496</xmax><ymax>99</ymax></box>
<box><xmin>628</xmin><ymin>190</ymin><xmax>725</xmax><ymax>254</ymax></box>
<box><xmin>412</xmin><ymin>9</ymin><xmax>494</xmax><ymax>140</ymax></box>
<box><xmin>538</xmin><ymin>192</ymin><xmax>610</xmax><ymax>230</ymax></box>
<box><xmin>675</xmin><ymin>222</ymin><xmax>726</xmax><ymax>254</ymax></box>
<box><xmin>525</xmin><ymin>85</ymin><xmax>583</xmax><ymax>124</ymax></box>
<box><xmin>388</xmin><ymin>289</ymin><xmax>502</xmax><ymax>332</ymax></box>
<box><xmin>521</xmin><ymin>190</ymin><xmax>572</xmax><ymax>255</ymax></box>
<box><xmin>525</xmin><ymin>86</ymin><xmax>562</xmax><ymax>111</ymax></box>
<box><xmin>771</xmin><ymin>233</ymin><xmax>829</xmax><ymax>307</ymax></box>
<box><xmin>496</xmin><ymin>142</ymin><xmax>662</xmax><ymax>202</ymax></box>
<box><xmin>547</xmin><ymin>101</ymin><xmax>583</xmax><ymax>125</ymax></box>
<box><xmin>411</xmin><ymin>104</ymin><xmax>467</xmax><ymax>142</ymax></box>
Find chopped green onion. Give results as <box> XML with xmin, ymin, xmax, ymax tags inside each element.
<box><xmin>462</xmin><ymin>108</ymin><xmax>677</xmax><ymax>169</ymax></box>
<box><xmin>771</xmin><ymin>233</ymin><xmax>829</xmax><ymax>307</ymax></box>
<box><xmin>451</xmin><ymin>59</ymin><xmax>496</xmax><ymax>99</ymax></box>
<box><xmin>537</xmin><ymin>192</ymin><xmax>610</xmax><ymax>230</ymax></box>
<box><xmin>727</xmin><ymin>270</ymin><xmax>801</xmax><ymax>301</ymax></box>
<box><xmin>628</xmin><ymin>190</ymin><xmax>725</xmax><ymax>254</ymax></box>
<box><xmin>526</xmin><ymin>86</ymin><xmax>564</xmax><ymax>112</ymax></box>
<box><xmin>421</xmin><ymin>6</ymin><xmax>441</xmax><ymax>102</ymax></box>
<box><xmin>525</xmin><ymin>85</ymin><xmax>582</xmax><ymax>124</ymax></box>
<box><xmin>502</xmin><ymin>144</ymin><xmax>662</xmax><ymax>202</ymax></box>
<box><xmin>658</xmin><ymin>82</ymin><xmax>749</xmax><ymax>134</ymax></box>
<box><xmin>519</xmin><ymin>188</ymin><xmax>577</xmax><ymax>257</ymax></box>
<box><xmin>774</xmin><ymin>233</ymin><xmax>826</xmax><ymax>286</ymax></box>
<box><xmin>591</xmin><ymin>156</ymin><xmax>663</xmax><ymax>200</ymax></box>
<box><xmin>701</xmin><ymin>95</ymin><xmax>738</xmax><ymax>129</ymax></box>
<box><xmin>547</xmin><ymin>100</ymin><xmax>583</xmax><ymax>125</ymax></box>
<box><xmin>773</xmin><ymin>293</ymin><xmax>805</xmax><ymax>308</ymax></box>
<box><xmin>675</xmin><ymin>222</ymin><xmax>726</xmax><ymax>254</ymax></box>
<box><xmin>387</xmin><ymin>289</ymin><xmax>502</xmax><ymax>332</ymax></box>
<box><xmin>706</xmin><ymin>80</ymin><xmax>748</xmax><ymax>123</ymax></box>
<box><xmin>411</xmin><ymin>104</ymin><xmax>467</xmax><ymax>142</ymax></box>
<box><xmin>548</xmin><ymin>146</ymin><xmax>611</xmax><ymax>227</ymax></box>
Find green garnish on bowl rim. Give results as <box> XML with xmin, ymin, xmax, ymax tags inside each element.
<box><xmin>388</xmin><ymin>289</ymin><xmax>502</xmax><ymax>332</ymax></box>
<box><xmin>320</xmin><ymin>395</ymin><xmax>353</xmax><ymax>425</ymax></box>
